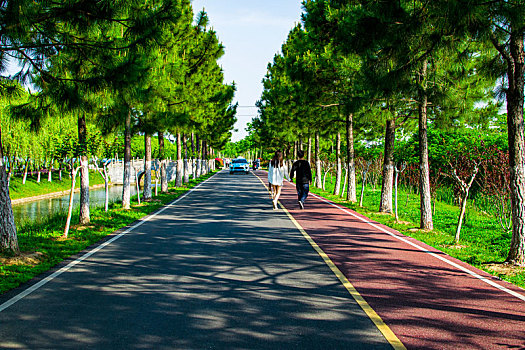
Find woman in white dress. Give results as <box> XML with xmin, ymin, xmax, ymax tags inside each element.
<box><xmin>268</xmin><ymin>151</ymin><xmax>285</xmax><ymax>210</ymax></box>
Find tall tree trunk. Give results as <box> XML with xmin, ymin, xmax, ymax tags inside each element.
<box><xmin>334</xmin><ymin>132</ymin><xmax>342</xmax><ymax>195</ymax></box>
<box><xmin>202</xmin><ymin>140</ymin><xmax>208</xmax><ymax>175</ymax></box>
<box><xmin>122</xmin><ymin>110</ymin><xmax>132</xmax><ymax>209</ymax></box>
<box><xmin>307</xmin><ymin>136</ymin><xmax>312</xmax><ymax>164</ymax></box>
<box><xmin>346</xmin><ymin>113</ymin><xmax>357</xmax><ymax>202</ymax></box>
<box><xmin>418</xmin><ymin>59</ymin><xmax>434</xmax><ymax>230</ymax></box>
<box><xmin>190</xmin><ymin>132</ymin><xmax>196</xmax><ymax>179</ymax></box>
<box><xmin>7</xmin><ymin>153</ymin><xmax>13</xmax><ymax>187</ymax></box>
<box><xmin>158</xmin><ymin>132</ymin><xmax>168</xmax><ymax>193</ymax></box>
<box><xmin>315</xmin><ymin>131</ymin><xmax>322</xmax><ymax>188</ymax></box>
<box><xmin>191</xmin><ymin>132</ymin><xmax>195</xmax><ymax>158</ymax></box>
<box><xmin>22</xmin><ymin>157</ymin><xmax>29</xmax><ymax>184</ymax></box>
<box><xmin>78</xmin><ymin>114</ymin><xmax>90</xmax><ymax>224</ymax></box>
<box><xmin>208</xmin><ymin>144</ymin><xmax>212</xmax><ymax>172</ymax></box>
<box><xmin>176</xmin><ymin>132</ymin><xmax>183</xmax><ymax>187</ymax></box>
<box><xmin>47</xmin><ymin>159</ymin><xmax>53</xmax><ymax>182</ymax></box>
<box><xmin>134</xmin><ymin>165</ymin><xmax>141</xmax><ymax>205</ymax></box>
<box><xmin>379</xmin><ymin>119</ymin><xmax>396</xmax><ymax>213</ymax></box>
<box><xmin>341</xmin><ymin>166</ymin><xmax>348</xmax><ymax>198</ymax></box>
<box><xmin>143</xmin><ymin>133</ymin><xmax>152</xmax><ymax>200</ymax></box>
<box><xmin>102</xmin><ymin>163</ymin><xmax>110</xmax><ymax>212</ymax></box>
<box><xmin>183</xmin><ymin>133</ymin><xmax>189</xmax><ymax>183</ymax></box>
<box><xmin>196</xmin><ymin>135</ymin><xmax>201</xmax><ymax>178</ymax></box>
<box><xmin>0</xmin><ymin>126</ymin><xmax>19</xmax><ymax>254</ymax></box>
<box><xmin>506</xmin><ymin>28</ymin><xmax>525</xmax><ymax>265</ymax></box>
<box><xmin>394</xmin><ymin>167</ymin><xmax>400</xmax><ymax>222</ymax></box>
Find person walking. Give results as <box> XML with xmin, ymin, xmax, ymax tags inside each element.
<box><xmin>268</xmin><ymin>151</ymin><xmax>285</xmax><ymax>210</ymax></box>
<box><xmin>290</xmin><ymin>150</ymin><xmax>312</xmax><ymax>209</ymax></box>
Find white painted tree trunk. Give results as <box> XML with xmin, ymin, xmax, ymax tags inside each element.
<box><xmin>48</xmin><ymin>160</ymin><xmax>53</xmax><ymax>182</ymax></box>
<box><xmin>176</xmin><ymin>132</ymin><xmax>183</xmax><ymax>187</ymax></box>
<box><xmin>346</xmin><ymin>113</ymin><xmax>357</xmax><ymax>202</ymax></box>
<box><xmin>196</xmin><ymin>159</ymin><xmax>202</xmax><ymax>178</ymax></box>
<box><xmin>143</xmin><ymin>133</ymin><xmax>152</xmax><ymax>200</ymax></box>
<box><xmin>184</xmin><ymin>159</ymin><xmax>190</xmax><ymax>183</ymax></box>
<box><xmin>122</xmin><ymin>111</ymin><xmax>132</xmax><ymax>209</ymax></box>
<box><xmin>134</xmin><ymin>167</ymin><xmax>141</xmax><ymax>205</ymax></box>
<box><xmin>22</xmin><ymin>158</ymin><xmax>29</xmax><ymax>184</ymax></box>
<box><xmin>159</xmin><ymin>160</ymin><xmax>167</xmax><ymax>193</ymax></box>
<box><xmin>334</xmin><ymin>132</ymin><xmax>342</xmax><ymax>196</ymax></box>
<box><xmin>64</xmin><ymin>164</ymin><xmax>81</xmax><ymax>238</ymax></box>
<box><xmin>79</xmin><ymin>156</ymin><xmax>90</xmax><ymax>224</ymax></box>
<box><xmin>315</xmin><ymin>132</ymin><xmax>322</xmax><ymax>188</ymax></box>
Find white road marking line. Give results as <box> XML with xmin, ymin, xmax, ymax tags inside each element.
<box><xmin>309</xmin><ymin>193</ymin><xmax>525</xmax><ymax>302</ymax></box>
<box><xmin>0</xmin><ymin>173</ymin><xmax>218</xmax><ymax>313</ymax></box>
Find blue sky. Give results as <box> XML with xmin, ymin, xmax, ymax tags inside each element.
<box><xmin>191</xmin><ymin>0</ymin><xmax>304</xmax><ymax>142</ymax></box>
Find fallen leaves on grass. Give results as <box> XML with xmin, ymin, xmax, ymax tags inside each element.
<box><xmin>441</xmin><ymin>244</ymin><xmax>468</xmax><ymax>249</ymax></box>
<box><xmin>484</xmin><ymin>262</ymin><xmax>525</xmax><ymax>277</ymax></box>
<box><xmin>72</xmin><ymin>224</ymin><xmax>96</xmax><ymax>231</ymax></box>
<box><xmin>395</xmin><ymin>220</ymin><xmax>412</xmax><ymax>225</ymax></box>
<box><xmin>0</xmin><ymin>251</ymin><xmax>45</xmax><ymax>266</ymax></box>
<box><xmin>407</xmin><ymin>227</ymin><xmax>433</xmax><ymax>233</ymax></box>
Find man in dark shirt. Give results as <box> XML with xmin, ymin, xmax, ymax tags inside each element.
<box><xmin>290</xmin><ymin>150</ymin><xmax>312</xmax><ymax>209</ymax></box>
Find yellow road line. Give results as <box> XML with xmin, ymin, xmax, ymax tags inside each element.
<box><xmin>253</xmin><ymin>172</ymin><xmax>406</xmax><ymax>350</ymax></box>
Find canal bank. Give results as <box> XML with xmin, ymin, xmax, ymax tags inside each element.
<box><xmin>11</xmin><ymin>184</ymin><xmax>107</xmax><ymax>205</ymax></box>
<box><xmin>11</xmin><ymin>184</ymin><xmax>138</xmax><ymax>226</ymax></box>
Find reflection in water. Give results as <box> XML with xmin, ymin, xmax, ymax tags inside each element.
<box><xmin>12</xmin><ymin>185</ymin><xmax>140</xmax><ymax>226</ymax></box>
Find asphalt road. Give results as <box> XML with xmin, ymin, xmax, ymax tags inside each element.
<box><xmin>0</xmin><ymin>170</ymin><xmax>392</xmax><ymax>349</ymax></box>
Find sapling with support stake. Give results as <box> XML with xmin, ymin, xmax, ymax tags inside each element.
<box><xmin>132</xmin><ymin>162</ymin><xmax>142</xmax><ymax>205</ymax></box>
<box><xmin>394</xmin><ymin>162</ymin><xmax>407</xmax><ymax>222</ymax></box>
<box><xmin>358</xmin><ymin>159</ymin><xmax>373</xmax><ymax>207</ymax></box>
<box><xmin>63</xmin><ymin>160</ymin><xmax>82</xmax><ymax>238</ymax></box>
<box><xmin>446</xmin><ymin>157</ymin><xmax>480</xmax><ymax>243</ymax></box>
<box><xmin>322</xmin><ymin>162</ymin><xmax>332</xmax><ymax>191</ymax></box>
<box><xmin>341</xmin><ymin>163</ymin><xmax>348</xmax><ymax>199</ymax></box>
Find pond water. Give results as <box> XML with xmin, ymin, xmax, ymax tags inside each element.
<box><xmin>12</xmin><ymin>185</ymin><xmax>139</xmax><ymax>226</ymax></box>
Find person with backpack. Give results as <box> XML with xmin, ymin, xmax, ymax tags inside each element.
<box><xmin>290</xmin><ymin>150</ymin><xmax>312</xmax><ymax>209</ymax></box>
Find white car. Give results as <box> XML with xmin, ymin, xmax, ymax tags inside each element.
<box><xmin>229</xmin><ymin>158</ymin><xmax>250</xmax><ymax>174</ymax></box>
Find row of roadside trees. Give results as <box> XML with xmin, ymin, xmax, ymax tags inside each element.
<box><xmin>0</xmin><ymin>0</ymin><xmax>237</xmax><ymax>254</ymax></box>
<box><xmin>250</xmin><ymin>0</ymin><xmax>525</xmax><ymax>265</ymax></box>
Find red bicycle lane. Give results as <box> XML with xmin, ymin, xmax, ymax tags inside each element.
<box><xmin>256</xmin><ymin>171</ymin><xmax>525</xmax><ymax>349</ymax></box>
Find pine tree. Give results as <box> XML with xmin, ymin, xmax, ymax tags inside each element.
<box><xmin>443</xmin><ymin>0</ymin><xmax>525</xmax><ymax>265</ymax></box>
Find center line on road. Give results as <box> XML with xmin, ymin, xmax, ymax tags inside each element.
<box><xmin>252</xmin><ymin>172</ymin><xmax>406</xmax><ymax>350</ymax></box>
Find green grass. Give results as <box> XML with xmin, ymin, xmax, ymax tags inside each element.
<box><xmin>309</xmin><ymin>173</ymin><xmax>525</xmax><ymax>289</ymax></box>
<box><xmin>0</xmin><ymin>171</ymin><xmax>217</xmax><ymax>295</ymax></box>
<box><xmin>9</xmin><ymin>171</ymin><xmax>106</xmax><ymax>200</ymax></box>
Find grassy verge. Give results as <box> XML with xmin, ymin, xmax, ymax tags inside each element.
<box><xmin>9</xmin><ymin>171</ymin><xmax>106</xmax><ymax>200</ymax></box>
<box><xmin>0</xmin><ymin>171</ymin><xmax>217</xmax><ymax>295</ymax></box>
<box><xmin>308</xmin><ymin>174</ymin><xmax>525</xmax><ymax>289</ymax></box>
